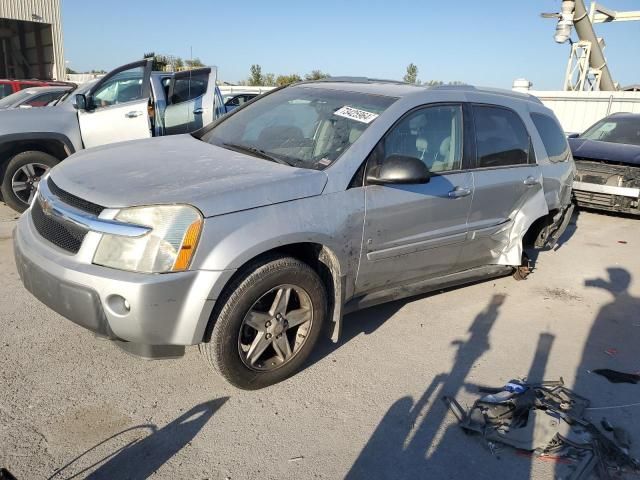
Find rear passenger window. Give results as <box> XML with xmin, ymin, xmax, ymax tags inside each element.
<box><xmin>473</xmin><ymin>105</ymin><xmax>530</xmax><ymax>168</ymax></box>
<box><xmin>171</xmin><ymin>72</ymin><xmax>208</xmax><ymax>104</ymax></box>
<box><xmin>530</xmin><ymin>112</ymin><xmax>570</xmax><ymax>163</ymax></box>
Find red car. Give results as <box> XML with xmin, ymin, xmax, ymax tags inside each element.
<box><xmin>0</xmin><ymin>79</ymin><xmax>74</xmax><ymax>100</ymax></box>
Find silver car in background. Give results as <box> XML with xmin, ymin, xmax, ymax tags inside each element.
<box><xmin>13</xmin><ymin>79</ymin><xmax>574</xmax><ymax>389</ymax></box>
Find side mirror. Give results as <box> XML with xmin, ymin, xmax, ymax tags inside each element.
<box><xmin>367</xmin><ymin>155</ymin><xmax>431</xmax><ymax>185</ymax></box>
<box><xmin>567</xmin><ymin>133</ymin><xmax>579</xmax><ymax>139</ymax></box>
<box><xmin>74</xmin><ymin>93</ymin><xmax>88</xmax><ymax>110</ymax></box>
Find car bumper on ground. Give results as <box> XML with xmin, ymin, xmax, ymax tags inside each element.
<box><xmin>13</xmin><ymin>212</ymin><xmax>236</xmax><ymax>357</ymax></box>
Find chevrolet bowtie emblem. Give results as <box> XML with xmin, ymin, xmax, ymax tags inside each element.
<box><xmin>39</xmin><ymin>194</ymin><xmax>53</xmax><ymax>216</ymax></box>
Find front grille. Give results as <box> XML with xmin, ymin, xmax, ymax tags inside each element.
<box><xmin>31</xmin><ymin>196</ymin><xmax>87</xmax><ymax>253</ymax></box>
<box><xmin>573</xmin><ymin>190</ymin><xmax>613</xmax><ymax>207</ymax></box>
<box><xmin>47</xmin><ymin>178</ymin><xmax>104</xmax><ymax>216</ymax></box>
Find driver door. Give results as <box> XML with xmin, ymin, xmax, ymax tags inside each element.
<box><xmin>78</xmin><ymin>60</ymin><xmax>152</xmax><ymax>148</ymax></box>
<box><xmin>164</xmin><ymin>67</ymin><xmax>216</xmax><ymax>135</ymax></box>
<box><xmin>355</xmin><ymin>104</ymin><xmax>473</xmax><ymax>295</ymax></box>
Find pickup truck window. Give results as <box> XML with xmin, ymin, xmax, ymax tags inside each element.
<box><xmin>93</xmin><ymin>66</ymin><xmax>145</xmax><ymax>107</ymax></box>
<box><xmin>171</xmin><ymin>71</ymin><xmax>208</xmax><ymax>104</ymax></box>
<box><xmin>201</xmin><ymin>86</ymin><xmax>397</xmax><ymax>170</ymax></box>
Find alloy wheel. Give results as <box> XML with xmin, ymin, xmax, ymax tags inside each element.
<box><xmin>11</xmin><ymin>163</ymin><xmax>50</xmax><ymax>206</ymax></box>
<box><xmin>238</xmin><ymin>284</ymin><xmax>314</xmax><ymax>371</ymax></box>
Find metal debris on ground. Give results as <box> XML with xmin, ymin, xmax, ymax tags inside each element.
<box><xmin>443</xmin><ymin>378</ymin><xmax>640</xmax><ymax>479</ymax></box>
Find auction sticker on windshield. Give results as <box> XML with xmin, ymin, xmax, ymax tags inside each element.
<box><xmin>334</xmin><ymin>106</ymin><xmax>379</xmax><ymax>124</ymax></box>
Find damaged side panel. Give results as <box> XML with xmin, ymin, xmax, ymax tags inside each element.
<box><xmin>459</xmin><ymin>165</ymin><xmax>549</xmax><ymax>270</ymax></box>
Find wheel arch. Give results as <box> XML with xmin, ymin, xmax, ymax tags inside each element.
<box><xmin>0</xmin><ymin>133</ymin><xmax>75</xmax><ymax>170</ymax></box>
<box><xmin>203</xmin><ymin>241</ymin><xmax>346</xmax><ymax>344</ymax></box>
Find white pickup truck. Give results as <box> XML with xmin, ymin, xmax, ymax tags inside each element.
<box><xmin>0</xmin><ymin>59</ymin><xmax>226</xmax><ymax>211</ymax></box>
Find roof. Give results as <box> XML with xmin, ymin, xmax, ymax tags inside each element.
<box><xmin>608</xmin><ymin>112</ymin><xmax>640</xmax><ymax>119</ymax></box>
<box><xmin>19</xmin><ymin>85</ymin><xmax>73</xmax><ymax>94</ymax></box>
<box><xmin>296</xmin><ymin>78</ymin><xmax>543</xmax><ymax>104</ymax></box>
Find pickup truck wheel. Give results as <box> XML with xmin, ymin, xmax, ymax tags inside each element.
<box><xmin>200</xmin><ymin>256</ymin><xmax>327</xmax><ymax>390</ymax></box>
<box><xmin>1</xmin><ymin>151</ymin><xmax>59</xmax><ymax>212</ymax></box>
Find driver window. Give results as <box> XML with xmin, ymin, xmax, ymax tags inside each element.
<box><xmin>92</xmin><ymin>66</ymin><xmax>145</xmax><ymax>108</ymax></box>
<box><xmin>383</xmin><ymin>105</ymin><xmax>463</xmax><ymax>173</ymax></box>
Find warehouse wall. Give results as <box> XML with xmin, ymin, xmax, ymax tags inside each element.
<box><xmin>529</xmin><ymin>90</ymin><xmax>640</xmax><ymax>134</ymax></box>
<box><xmin>0</xmin><ymin>0</ymin><xmax>64</xmax><ymax>80</ymax></box>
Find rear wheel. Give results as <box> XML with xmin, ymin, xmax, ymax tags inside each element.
<box><xmin>200</xmin><ymin>255</ymin><xmax>327</xmax><ymax>390</ymax></box>
<box><xmin>1</xmin><ymin>151</ymin><xmax>59</xmax><ymax>212</ymax></box>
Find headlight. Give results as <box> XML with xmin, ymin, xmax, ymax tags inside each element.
<box><xmin>93</xmin><ymin>205</ymin><xmax>203</xmax><ymax>273</ymax></box>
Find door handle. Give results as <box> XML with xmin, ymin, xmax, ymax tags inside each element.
<box><xmin>448</xmin><ymin>187</ymin><xmax>472</xmax><ymax>199</ymax></box>
<box><xmin>523</xmin><ymin>176</ymin><xmax>538</xmax><ymax>186</ymax></box>
<box><xmin>125</xmin><ymin>111</ymin><xmax>143</xmax><ymax>118</ymax></box>
<box><xmin>193</xmin><ymin>108</ymin><xmax>204</xmax><ymax>115</ymax></box>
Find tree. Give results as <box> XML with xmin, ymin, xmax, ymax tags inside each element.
<box><xmin>304</xmin><ymin>70</ymin><xmax>330</xmax><ymax>81</ymax></box>
<box><xmin>184</xmin><ymin>58</ymin><xmax>204</xmax><ymax>68</ymax></box>
<box><xmin>425</xmin><ymin>79</ymin><xmax>444</xmax><ymax>87</ymax></box>
<box><xmin>403</xmin><ymin>63</ymin><xmax>419</xmax><ymax>84</ymax></box>
<box><xmin>65</xmin><ymin>66</ymin><xmax>77</xmax><ymax>74</ymax></box>
<box><xmin>174</xmin><ymin>57</ymin><xmax>184</xmax><ymax>70</ymax></box>
<box><xmin>263</xmin><ymin>73</ymin><xmax>276</xmax><ymax>86</ymax></box>
<box><xmin>248</xmin><ymin>64</ymin><xmax>264</xmax><ymax>86</ymax></box>
<box><xmin>276</xmin><ymin>74</ymin><xmax>302</xmax><ymax>86</ymax></box>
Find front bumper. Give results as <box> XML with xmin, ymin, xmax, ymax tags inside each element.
<box><xmin>14</xmin><ymin>212</ymin><xmax>235</xmax><ymax>348</ymax></box>
<box><xmin>573</xmin><ymin>181</ymin><xmax>640</xmax><ymax>215</ymax></box>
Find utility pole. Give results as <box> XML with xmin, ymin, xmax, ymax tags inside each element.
<box><xmin>543</xmin><ymin>1</ymin><xmax>640</xmax><ymax>91</ymax></box>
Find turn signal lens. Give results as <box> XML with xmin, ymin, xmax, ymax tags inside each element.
<box><xmin>172</xmin><ymin>219</ymin><xmax>203</xmax><ymax>271</ymax></box>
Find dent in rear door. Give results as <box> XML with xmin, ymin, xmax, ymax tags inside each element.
<box><xmin>458</xmin><ymin>104</ymin><xmax>549</xmax><ymax>269</ymax></box>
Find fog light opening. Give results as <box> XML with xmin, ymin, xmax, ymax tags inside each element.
<box><xmin>106</xmin><ymin>294</ymin><xmax>131</xmax><ymax>316</ymax></box>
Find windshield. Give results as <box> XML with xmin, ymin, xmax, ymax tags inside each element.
<box><xmin>581</xmin><ymin>116</ymin><xmax>640</xmax><ymax>147</ymax></box>
<box><xmin>0</xmin><ymin>90</ymin><xmax>33</xmax><ymax>108</ymax></box>
<box><xmin>200</xmin><ymin>86</ymin><xmax>397</xmax><ymax>170</ymax></box>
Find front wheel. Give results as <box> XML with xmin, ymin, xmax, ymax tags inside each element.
<box><xmin>1</xmin><ymin>151</ymin><xmax>59</xmax><ymax>212</ymax></box>
<box><xmin>199</xmin><ymin>256</ymin><xmax>327</xmax><ymax>390</ymax></box>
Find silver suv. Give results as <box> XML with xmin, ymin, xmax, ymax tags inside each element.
<box><xmin>13</xmin><ymin>80</ymin><xmax>575</xmax><ymax>389</ymax></box>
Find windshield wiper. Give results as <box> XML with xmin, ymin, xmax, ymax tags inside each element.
<box><xmin>222</xmin><ymin>142</ymin><xmax>292</xmax><ymax>166</ymax></box>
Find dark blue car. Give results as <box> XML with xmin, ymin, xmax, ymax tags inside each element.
<box><xmin>570</xmin><ymin>113</ymin><xmax>640</xmax><ymax>215</ymax></box>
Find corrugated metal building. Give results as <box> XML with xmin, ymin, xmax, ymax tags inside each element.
<box><xmin>0</xmin><ymin>0</ymin><xmax>64</xmax><ymax>80</ymax></box>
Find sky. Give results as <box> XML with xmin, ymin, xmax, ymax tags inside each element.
<box><xmin>60</xmin><ymin>0</ymin><xmax>640</xmax><ymax>90</ymax></box>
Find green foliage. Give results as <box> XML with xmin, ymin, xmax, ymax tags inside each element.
<box><xmin>276</xmin><ymin>74</ymin><xmax>302</xmax><ymax>86</ymax></box>
<box><xmin>304</xmin><ymin>70</ymin><xmax>330</xmax><ymax>81</ymax></box>
<box><xmin>248</xmin><ymin>64</ymin><xmax>264</xmax><ymax>86</ymax></box>
<box><xmin>263</xmin><ymin>73</ymin><xmax>276</xmax><ymax>86</ymax></box>
<box><xmin>403</xmin><ymin>63</ymin><xmax>419</xmax><ymax>84</ymax></box>
<box><xmin>185</xmin><ymin>58</ymin><xmax>205</xmax><ymax>68</ymax></box>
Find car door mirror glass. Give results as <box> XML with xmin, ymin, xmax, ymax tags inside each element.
<box><xmin>74</xmin><ymin>93</ymin><xmax>88</xmax><ymax>110</ymax></box>
<box><xmin>367</xmin><ymin>155</ymin><xmax>431</xmax><ymax>185</ymax></box>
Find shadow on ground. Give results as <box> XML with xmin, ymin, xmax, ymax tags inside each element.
<box><xmin>344</xmin><ymin>294</ymin><xmax>557</xmax><ymax>480</ymax></box>
<box><xmin>48</xmin><ymin>398</ymin><xmax>228</xmax><ymax>480</ymax></box>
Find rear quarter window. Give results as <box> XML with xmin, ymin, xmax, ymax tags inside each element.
<box><xmin>530</xmin><ymin>112</ymin><xmax>570</xmax><ymax>163</ymax></box>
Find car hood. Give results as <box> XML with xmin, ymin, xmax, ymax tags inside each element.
<box><xmin>49</xmin><ymin>135</ymin><xmax>329</xmax><ymax>217</ymax></box>
<box><xmin>569</xmin><ymin>138</ymin><xmax>640</xmax><ymax>166</ymax></box>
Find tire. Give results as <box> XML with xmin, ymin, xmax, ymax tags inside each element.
<box><xmin>1</xmin><ymin>151</ymin><xmax>59</xmax><ymax>212</ymax></box>
<box><xmin>199</xmin><ymin>255</ymin><xmax>327</xmax><ymax>390</ymax></box>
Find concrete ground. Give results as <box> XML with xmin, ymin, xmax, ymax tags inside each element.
<box><xmin>1</xmin><ymin>203</ymin><xmax>639</xmax><ymax>480</ymax></box>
